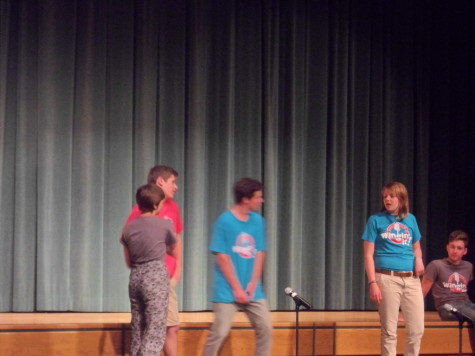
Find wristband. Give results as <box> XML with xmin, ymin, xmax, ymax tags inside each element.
<box><xmin>368</xmin><ymin>280</ymin><xmax>376</xmax><ymax>286</ymax></box>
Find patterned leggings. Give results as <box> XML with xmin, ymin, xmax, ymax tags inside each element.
<box><xmin>129</xmin><ymin>260</ymin><xmax>169</xmax><ymax>356</ymax></box>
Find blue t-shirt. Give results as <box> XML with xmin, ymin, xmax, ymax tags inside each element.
<box><xmin>361</xmin><ymin>212</ymin><xmax>421</xmax><ymax>271</ymax></box>
<box><xmin>210</xmin><ymin>210</ymin><xmax>267</xmax><ymax>303</ymax></box>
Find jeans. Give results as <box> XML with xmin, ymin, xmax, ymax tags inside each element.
<box><xmin>438</xmin><ymin>300</ymin><xmax>475</xmax><ymax>323</ymax></box>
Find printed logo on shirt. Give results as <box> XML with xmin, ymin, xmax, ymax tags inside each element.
<box><xmin>443</xmin><ymin>272</ymin><xmax>468</xmax><ymax>293</ymax></box>
<box><xmin>381</xmin><ymin>222</ymin><xmax>412</xmax><ymax>246</ymax></box>
<box><xmin>232</xmin><ymin>233</ymin><xmax>257</xmax><ymax>259</ymax></box>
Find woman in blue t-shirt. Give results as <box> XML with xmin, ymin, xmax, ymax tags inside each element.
<box><xmin>362</xmin><ymin>181</ymin><xmax>425</xmax><ymax>356</ymax></box>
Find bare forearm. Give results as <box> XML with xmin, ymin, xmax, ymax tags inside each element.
<box><xmin>123</xmin><ymin>246</ymin><xmax>132</xmax><ymax>269</ymax></box>
<box><xmin>364</xmin><ymin>241</ymin><xmax>382</xmax><ymax>305</ymax></box>
<box><xmin>413</xmin><ymin>241</ymin><xmax>425</xmax><ymax>276</ymax></box>
<box><xmin>250</xmin><ymin>252</ymin><xmax>265</xmax><ymax>286</ymax></box>
<box><xmin>421</xmin><ymin>277</ymin><xmax>434</xmax><ymax>297</ymax></box>
<box><xmin>413</xmin><ymin>241</ymin><xmax>423</xmax><ymax>259</ymax></box>
<box><xmin>364</xmin><ymin>241</ymin><xmax>376</xmax><ymax>281</ymax></box>
<box><xmin>216</xmin><ymin>253</ymin><xmax>243</xmax><ymax>292</ymax></box>
<box><xmin>171</xmin><ymin>234</ymin><xmax>183</xmax><ymax>281</ymax></box>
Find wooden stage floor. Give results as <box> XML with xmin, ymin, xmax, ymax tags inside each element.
<box><xmin>0</xmin><ymin>310</ymin><xmax>446</xmax><ymax>324</ymax></box>
<box><xmin>0</xmin><ymin>311</ymin><xmax>472</xmax><ymax>356</ymax></box>
<box><xmin>0</xmin><ymin>310</ymin><xmax>385</xmax><ymax>325</ymax></box>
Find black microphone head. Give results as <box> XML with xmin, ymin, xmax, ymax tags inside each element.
<box><xmin>443</xmin><ymin>303</ymin><xmax>454</xmax><ymax>312</ymax></box>
<box><xmin>284</xmin><ymin>287</ymin><xmax>293</xmax><ymax>295</ymax></box>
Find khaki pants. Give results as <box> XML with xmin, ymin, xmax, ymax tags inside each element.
<box><xmin>203</xmin><ymin>299</ymin><xmax>272</xmax><ymax>356</ymax></box>
<box><xmin>377</xmin><ymin>273</ymin><xmax>424</xmax><ymax>356</ymax></box>
<box><xmin>166</xmin><ymin>280</ymin><xmax>179</xmax><ymax>326</ymax></box>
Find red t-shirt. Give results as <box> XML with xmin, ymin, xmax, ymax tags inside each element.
<box><xmin>126</xmin><ymin>199</ymin><xmax>184</xmax><ymax>276</ymax></box>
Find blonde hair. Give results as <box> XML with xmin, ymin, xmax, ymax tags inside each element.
<box><xmin>381</xmin><ymin>181</ymin><xmax>410</xmax><ymax>219</ymax></box>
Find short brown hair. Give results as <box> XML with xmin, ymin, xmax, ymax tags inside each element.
<box><xmin>448</xmin><ymin>230</ymin><xmax>469</xmax><ymax>248</ymax></box>
<box><xmin>381</xmin><ymin>181</ymin><xmax>410</xmax><ymax>219</ymax></box>
<box><xmin>147</xmin><ymin>165</ymin><xmax>178</xmax><ymax>185</ymax></box>
<box><xmin>136</xmin><ymin>184</ymin><xmax>165</xmax><ymax>213</ymax></box>
<box><xmin>234</xmin><ymin>178</ymin><xmax>263</xmax><ymax>204</ymax></box>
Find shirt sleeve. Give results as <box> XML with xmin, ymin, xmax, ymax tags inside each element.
<box><xmin>469</xmin><ymin>262</ymin><xmax>473</xmax><ymax>282</ymax></box>
<box><xmin>125</xmin><ymin>205</ymin><xmax>141</xmax><ymax>225</ymax></box>
<box><xmin>175</xmin><ymin>204</ymin><xmax>184</xmax><ymax>234</ymax></box>
<box><xmin>120</xmin><ymin>226</ymin><xmax>128</xmax><ymax>246</ymax></box>
<box><xmin>424</xmin><ymin>260</ymin><xmax>438</xmax><ymax>282</ymax></box>
<box><xmin>256</xmin><ymin>216</ymin><xmax>267</xmax><ymax>252</ymax></box>
<box><xmin>361</xmin><ymin>216</ymin><xmax>377</xmax><ymax>242</ymax></box>
<box><xmin>410</xmin><ymin>215</ymin><xmax>422</xmax><ymax>243</ymax></box>
<box><xmin>165</xmin><ymin>220</ymin><xmax>177</xmax><ymax>246</ymax></box>
<box><xmin>210</xmin><ymin>216</ymin><xmax>230</xmax><ymax>255</ymax></box>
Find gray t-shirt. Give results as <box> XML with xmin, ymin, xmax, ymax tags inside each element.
<box><xmin>121</xmin><ymin>216</ymin><xmax>176</xmax><ymax>265</ymax></box>
<box><xmin>425</xmin><ymin>258</ymin><xmax>473</xmax><ymax>310</ymax></box>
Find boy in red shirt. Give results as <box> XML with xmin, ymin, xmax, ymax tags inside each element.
<box><xmin>126</xmin><ymin>166</ymin><xmax>184</xmax><ymax>356</ymax></box>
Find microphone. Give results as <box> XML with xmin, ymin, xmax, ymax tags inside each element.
<box><xmin>284</xmin><ymin>287</ymin><xmax>313</xmax><ymax>310</ymax></box>
<box><xmin>443</xmin><ymin>303</ymin><xmax>473</xmax><ymax>323</ymax></box>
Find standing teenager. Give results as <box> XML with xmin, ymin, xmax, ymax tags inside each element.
<box><xmin>203</xmin><ymin>177</ymin><xmax>272</xmax><ymax>356</ymax></box>
<box><xmin>121</xmin><ymin>184</ymin><xmax>177</xmax><ymax>355</ymax></box>
<box><xmin>126</xmin><ymin>165</ymin><xmax>184</xmax><ymax>356</ymax></box>
<box><xmin>362</xmin><ymin>181</ymin><xmax>425</xmax><ymax>356</ymax></box>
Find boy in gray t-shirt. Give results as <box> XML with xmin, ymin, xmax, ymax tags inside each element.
<box><xmin>422</xmin><ymin>230</ymin><xmax>474</xmax><ymax>322</ymax></box>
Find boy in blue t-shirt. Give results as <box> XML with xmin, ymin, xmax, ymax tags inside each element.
<box><xmin>203</xmin><ymin>178</ymin><xmax>272</xmax><ymax>356</ymax></box>
<box><xmin>362</xmin><ymin>181</ymin><xmax>424</xmax><ymax>356</ymax></box>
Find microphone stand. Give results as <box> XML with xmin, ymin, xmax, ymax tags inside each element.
<box><xmin>292</xmin><ymin>299</ymin><xmax>307</xmax><ymax>356</ymax></box>
<box><xmin>295</xmin><ymin>301</ymin><xmax>301</xmax><ymax>356</ymax></box>
<box><xmin>446</xmin><ymin>305</ymin><xmax>474</xmax><ymax>355</ymax></box>
<box><xmin>456</xmin><ymin>317</ymin><xmax>474</xmax><ymax>356</ymax></box>
<box><xmin>452</xmin><ymin>313</ymin><xmax>464</xmax><ymax>356</ymax></box>
<box><xmin>286</xmin><ymin>289</ymin><xmax>314</xmax><ymax>356</ymax></box>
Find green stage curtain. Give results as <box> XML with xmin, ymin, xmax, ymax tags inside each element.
<box><xmin>0</xmin><ymin>0</ymin><xmax>473</xmax><ymax>311</ymax></box>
